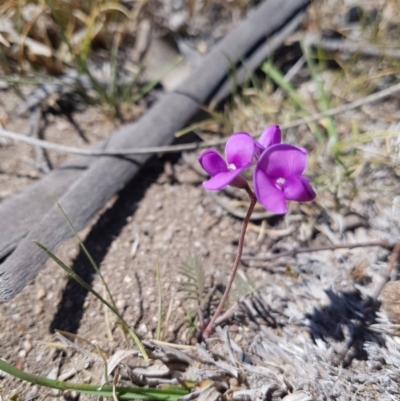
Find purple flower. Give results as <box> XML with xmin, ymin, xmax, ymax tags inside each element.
<box><xmin>253</xmin><ymin>144</ymin><xmax>316</xmax><ymax>214</ymax></box>
<box><xmin>254</xmin><ymin>125</ymin><xmax>281</xmax><ymax>157</ymax></box>
<box><xmin>198</xmin><ymin>132</ymin><xmax>254</xmax><ymax>190</ymax></box>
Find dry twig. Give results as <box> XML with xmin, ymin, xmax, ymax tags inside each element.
<box><xmin>372</xmin><ymin>242</ymin><xmax>400</xmax><ymax>301</ymax></box>
<box><xmin>2</xmin><ymin>82</ymin><xmax>400</xmax><ymax>157</ymax></box>
<box><xmin>242</xmin><ymin>240</ymin><xmax>390</xmax><ymax>261</ymax></box>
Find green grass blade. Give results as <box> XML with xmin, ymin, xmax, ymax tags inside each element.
<box><xmin>301</xmin><ymin>41</ymin><xmax>338</xmax><ymax>144</ymax></box>
<box><xmin>262</xmin><ymin>59</ymin><xmax>326</xmax><ymax>145</ymax></box>
<box><xmin>131</xmin><ymin>56</ymin><xmax>182</xmax><ymax>104</ymax></box>
<box><xmin>51</xmin><ymin>196</ymin><xmax>118</xmax><ymax>313</ymax></box>
<box><xmin>0</xmin><ymin>358</ymin><xmax>188</xmax><ymax>400</ymax></box>
<box><xmin>34</xmin><ymin>241</ymin><xmax>148</xmax><ymax>360</ymax></box>
<box><xmin>262</xmin><ymin>60</ymin><xmax>304</xmax><ymax>109</ymax></box>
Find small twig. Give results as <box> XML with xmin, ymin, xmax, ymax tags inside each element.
<box><xmin>215</xmin><ymin>301</ymin><xmax>240</xmax><ymax>326</ymax></box>
<box><xmin>215</xmin><ymin>241</ymin><xmax>390</xmax><ymax>325</ymax></box>
<box><xmin>162</xmin><ymin>295</ymin><xmax>174</xmax><ymax>342</ymax></box>
<box><xmin>130</xmin><ymin>223</ymin><xmax>140</xmax><ymax>258</ymax></box>
<box><xmin>150</xmin><ymin>340</ymin><xmax>195</xmax><ymax>351</ymax></box>
<box><xmin>283</xmin><ymin>55</ymin><xmax>305</xmax><ymax>82</ymax></box>
<box><xmin>216</xmin><ymin>240</ymin><xmax>392</xmax><ymax>326</ymax></box>
<box><xmin>208</xmin><ymin>191</ymin><xmax>273</xmax><ymax>220</ymax></box>
<box><xmin>306</xmin><ymin>33</ymin><xmax>400</xmax><ymax>60</ymax></box>
<box><xmin>372</xmin><ymin>242</ymin><xmax>400</xmax><ymax>301</ymax></box>
<box><xmin>242</xmin><ymin>240</ymin><xmax>390</xmax><ymax>261</ymax></box>
<box><xmin>2</xmin><ymin>82</ymin><xmax>400</xmax><ymax>157</ymax></box>
<box><xmin>54</xmin><ymin>332</ymin><xmax>102</xmax><ymax>362</ymax></box>
<box><xmin>27</xmin><ymin>106</ymin><xmax>51</xmax><ymax>173</ymax></box>
<box><xmin>203</xmin><ymin>185</ymin><xmax>257</xmax><ymax>339</ymax></box>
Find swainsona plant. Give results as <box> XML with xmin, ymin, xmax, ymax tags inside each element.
<box><xmin>198</xmin><ymin>125</ymin><xmax>316</xmax><ymax>338</ymax></box>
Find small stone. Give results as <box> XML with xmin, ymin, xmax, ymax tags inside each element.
<box><xmin>34</xmin><ymin>303</ymin><xmax>44</xmax><ymax>316</ymax></box>
<box><xmin>47</xmin><ymin>367</ymin><xmax>59</xmax><ymax>380</ymax></box>
<box><xmin>381</xmin><ymin>281</ymin><xmax>400</xmax><ymax>323</ymax></box>
<box><xmin>197</xmin><ymin>41</ymin><xmax>208</xmax><ymax>54</ymax></box>
<box><xmin>37</xmin><ymin>287</ymin><xmax>46</xmax><ymax>300</ymax></box>
<box><xmin>234</xmin><ymin>334</ymin><xmax>243</xmax><ymax>343</ymax></box>
<box><xmin>229</xmin><ymin>377</ymin><xmax>240</xmax><ymax>389</ymax></box>
<box><xmin>116</xmin><ymin>299</ymin><xmax>126</xmax><ymax>310</ymax></box>
<box><xmin>137</xmin><ymin>323</ymin><xmax>148</xmax><ymax>335</ymax></box>
<box><xmin>18</xmin><ymin>349</ymin><xmax>27</xmax><ymax>358</ymax></box>
<box><xmin>23</xmin><ymin>340</ymin><xmax>32</xmax><ymax>352</ymax></box>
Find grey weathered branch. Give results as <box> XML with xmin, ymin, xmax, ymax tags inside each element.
<box><xmin>0</xmin><ymin>0</ymin><xmax>310</xmax><ymax>301</ymax></box>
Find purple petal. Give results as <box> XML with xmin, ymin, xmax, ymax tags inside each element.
<box><xmin>253</xmin><ymin>168</ymin><xmax>288</xmax><ymax>214</ymax></box>
<box><xmin>284</xmin><ymin>176</ymin><xmax>316</xmax><ymax>202</ymax></box>
<box><xmin>257</xmin><ymin>144</ymin><xmax>307</xmax><ymax>178</ymax></box>
<box><xmin>198</xmin><ymin>149</ymin><xmax>228</xmax><ymax>177</ymax></box>
<box><xmin>225</xmin><ymin>132</ymin><xmax>254</xmax><ymax>169</ymax></box>
<box><xmin>203</xmin><ymin>169</ymin><xmax>244</xmax><ymax>191</ymax></box>
<box><xmin>254</xmin><ymin>141</ymin><xmax>265</xmax><ymax>158</ymax></box>
<box><xmin>258</xmin><ymin>125</ymin><xmax>281</xmax><ymax>148</ymax></box>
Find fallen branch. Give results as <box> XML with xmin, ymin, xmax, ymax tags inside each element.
<box><xmin>0</xmin><ymin>0</ymin><xmax>311</xmax><ymax>301</ymax></box>
<box><xmin>2</xmin><ymin>81</ymin><xmax>400</xmax><ymax>157</ymax></box>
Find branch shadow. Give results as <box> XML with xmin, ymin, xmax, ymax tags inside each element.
<box><xmin>305</xmin><ymin>289</ymin><xmax>381</xmax><ymax>367</ymax></box>
<box><xmin>49</xmin><ymin>154</ymin><xmax>177</xmax><ymax>334</ymax></box>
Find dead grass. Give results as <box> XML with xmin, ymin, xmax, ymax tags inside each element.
<box><xmin>198</xmin><ymin>0</ymin><xmax>400</xmax><ymax>219</ymax></box>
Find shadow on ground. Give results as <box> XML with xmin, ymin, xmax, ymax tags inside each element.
<box><xmin>306</xmin><ymin>289</ymin><xmax>381</xmax><ymax>366</ymax></box>
<box><xmin>49</xmin><ymin>155</ymin><xmax>178</xmax><ymax>334</ymax></box>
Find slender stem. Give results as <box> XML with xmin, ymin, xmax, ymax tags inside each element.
<box><xmin>203</xmin><ymin>185</ymin><xmax>257</xmax><ymax>339</ymax></box>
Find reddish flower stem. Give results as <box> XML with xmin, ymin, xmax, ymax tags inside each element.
<box><xmin>202</xmin><ymin>185</ymin><xmax>257</xmax><ymax>339</ymax></box>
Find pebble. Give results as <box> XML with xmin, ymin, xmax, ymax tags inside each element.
<box><xmin>37</xmin><ymin>287</ymin><xmax>46</xmax><ymax>300</ymax></box>
<box><xmin>35</xmin><ymin>303</ymin><xmax>44</xmax><ymax>316</ymax></box>
<box><xmin>229</xmin><ymin>377</ymin><xmax>240</xmax><ymax>389</ymax></box>
<box><xmin>234</xmin><ymin>334</ymin><xmax>243</xmax><ymax>343</ymax></box>
<box><xmin>18</xmin><ymin>349</ymin><xmax>27</xmax><ymax>358</ymax></box>
<box><xmin>23</xmin><ymin>340</ymin><xmax>32</xmax><ymax>352</ymax></box>
<box><xmin>137</xmin><ymin>323</ymin><xmax>148</xmax><ymax>335</ymax></box>
<box><xmin>116</xmin><ymin>299</ymin><xmax>126</xmax><ymax>310</ymax></box>
<box><xmin>381</xmin><ymin>281</ymin><xmax>400</xmax><ymax>323</ymax></box>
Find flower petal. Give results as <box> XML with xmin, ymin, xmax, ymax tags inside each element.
<box><xmin>258</xmin><ymin>125</ymin><xmax>281</xmax><ymax>148</ymax></box>
<box><xmin>198</xmin><ymin>149</ymin><xmax>228</xmax><ymax>176</ymax></box>
<box><xmin>225</xmin><ymin>132</ymin><xmax>254</xmax><ymax>169</ymax></box>
<box><xmin>253</xmin><ymin>168</ymin><xmax>288</xmax><ymax>214</ymax></box>
<box><xmin>203</xmin><ymin>169</ymin><xmax>244</xmax><ymax>190</ymax></box>
<box><xmin>284</xmin><ymin>176</ymin><xmax>316</xmax><ymax>202</ymax></box>
<box><xmin>257</xmin><ymin>144</ymin><xmax>307</xmax><ymax>178</ymax></box>
<box><xmin>254</xmin><ymin>141</ymin><xmax>265</xmax><ymax>158</ymax></box>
